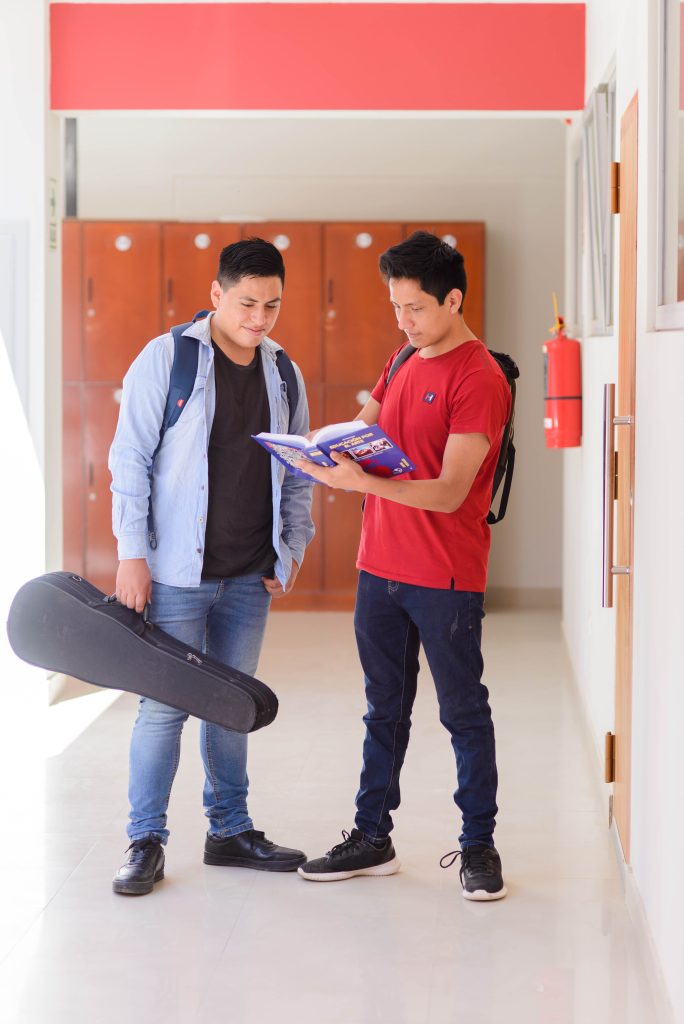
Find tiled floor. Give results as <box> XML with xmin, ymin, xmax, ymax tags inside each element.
<box><xmin>0</xmin><ymin>610</ymin><xmax>664</xmax><ymax>1023</ymax></box>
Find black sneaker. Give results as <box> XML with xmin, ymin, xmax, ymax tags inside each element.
<box><xmin>440</xmin><ymin>844</ymin><xmax>507</xmax><ymax>901</ymax></box>
<box><xmin>112</xmin><ymin>836</ymin><xmax>165</xmax><ymax>896</ymax></box>
<box><xmin>204</xmin><ymin>829</ymin><xmax>306</xmax><ymax>872</ymax></box>
<box><xmin>298</xmin><ymin>829</ymin><xmax>400</xmax><ymax>882</ymax></box>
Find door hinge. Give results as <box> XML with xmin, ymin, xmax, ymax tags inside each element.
<box><xmin>604</xmin><ymin>731</ymin><xmax>616</xmax><ymax>783</ymax></box>
<box><xmin>608</xmin><ymin>793</ymin><xmax>614</xmax><ymax>828</ymax></box>
<box><xmin>610</xmin><ymin>162</ymin><xmax>620</xmax><ymax>215</ymax></box>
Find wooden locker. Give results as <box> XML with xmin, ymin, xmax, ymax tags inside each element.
<box><xmin>63</xmin><ymin>383</ymin><xmax>85</xmax><ymax>577</ymax></box>
<box><xmin>83</xmin><ymin>222</ymin><xmax>162</xmax><ymax>383</ymax></box>
<box><xmin>404</xmin><ymin>223</ymin><xmax>485</xmax><ymax>341</ymax></box>
<box><xmin>62</xmin><ymin>220</ymin><xmax>82</xmax><ymax>382</ymax></box>
<box><xmin>320</xmin><ymin>385</ymin><xmax>368</xmax><ymax>602</ymax></box>
<box><xmin>273</xmin><ymin>383</ymin><xmax>324</xmax><ymax>610</ymax></box>
<box><xmin>241</xmin><ymin>222</ymin><xmax>323</xmax><ymax>384</ymax></box>
<box><xmin>323</xmin><ymin>223</ymin><xmax>404</xmax><ymax>387</ymax></box>
<box><xmin>162</xmin><ymin>223</ymin><xmax>239</xmax><ymax>330</ymax></box>
<box><xmin>83</xmin><ymin>384</ymin><xmax>122</xmax><ymax>594</ymax></box>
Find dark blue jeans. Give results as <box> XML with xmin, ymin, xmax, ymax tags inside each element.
<box><xmin>353</xmin><ymin>570</ymin><xmax>498</xmax><ymax>849</ymax></box>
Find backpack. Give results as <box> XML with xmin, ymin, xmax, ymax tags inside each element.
<box><xmin>159</xmin><ymin>309</ymin><xmax>299</xmax><ymax>441</ymax></box>
<box><xmin>147</xmin><ymin>309</ymin><xmax>300</xmax><ymax>549</ymax></box>
<box><xmin>385</xmin><ymin>342</ymin><xmax>519</xmax><ymax>525</ymax></box>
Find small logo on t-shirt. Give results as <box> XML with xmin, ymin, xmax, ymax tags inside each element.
<box><xmin>423</xmin><ymin>391</ymin><xmax>437</xmax><ymax>404</ymax></box>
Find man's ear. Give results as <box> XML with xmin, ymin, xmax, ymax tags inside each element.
<box><xmin>210</xmin><ymin>280</ymin><xmax>222</xmax><ymax>310</ymax></box>
<box><xmin>447</xmin><ymin>288</ymin><xmax>463</xmax><ymax>315</ymax></box>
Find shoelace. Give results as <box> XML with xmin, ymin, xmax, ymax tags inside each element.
<box><xmin>328</xmin><ymin>830</ymin><xmax>363</xmax><ymax>858</ymax></box>
<box><xmin>126</xmin><ymin>838</ymin><xmax>161</xmax><ymax>863</ymax></box>
<box><xmin>439</xmin><ymin>847</ymin><xmax>496</xmax><ymax>877</ymax></box>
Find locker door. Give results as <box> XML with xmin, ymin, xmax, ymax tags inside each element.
<box><xmin>83</xmin><ymin>385</ymin><xmax>122</xmax><ymax>594</ymax></box>
<box><xmin>405</xmin><ymin>223</ymin><xmax>485</xmax><ymax>341</ymax></box>
<box><xmin>320</xmin><ymin>385</ymin><xmax>368</xmax><ymax>600</ymax></box>
<box><xmin>323</xmin><ymin>223</ymin><xmax>404</xmax><ymax>387</ymax></box>
<box><xmin>62</xmin><ymin>219</ymin><xmax>82</xmax><ymax>382</ymax></box>
<box><xmin>83</xmin><ymin>222</ymin><xmax>162</xmax><ymax>383</ymax></box>
<box><xmin>241</xmin><ymin>223</ymin><xmax>322</xmax><ymax>384</ymax></box>
<box><xmin>63</xmin><ymin>383</ymin><xmax>85</xmax><ymax>576</ymax></box>
<box><xmin>162</xmin><ymin>223</ymin><xmax>239</xmax><ymax>330</ymax></box>
<box><xmin>62</xmin><ymin>220</ymin><xmax>85</xmax><ymax>575</ymax></box>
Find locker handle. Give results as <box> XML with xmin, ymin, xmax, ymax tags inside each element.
<box><xmin>88</xmin><ymin>462</ymin><xmax>94</xmax><ymax>486</ymax></box>
<box><xmin>327</xmin><ymin>279</ymin><xmax>334</xmax><ymax>305</ymax></box>
<box><xmin>166</xmin><ymin>278</ymin><xmax>173</xmax><ymax>304</ymax></box>
<box><xmin>86</xmin><ymin>277</ymin><xmax>93</xmax><ymax>304</ymax></box>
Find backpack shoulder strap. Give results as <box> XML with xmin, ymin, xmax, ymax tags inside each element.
<box><xmin>162</xmin><ymin>324</ymin><xmax>200</xmax><ymax>432</ymax></box>
<box><xmin>386</xmin><ymin>342</ymin><xmax>416</xmax><ymax>388</ymax></box>
<box><xmin>275</xmin><ymin>348</ymin><xmax>299</xmax><ymax>432</ymax></box>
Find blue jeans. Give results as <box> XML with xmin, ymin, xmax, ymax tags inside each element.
<box><xmin>353</xmin><ymin>571</ymin><xmax>498</xmax><ymax>849</ymax></box>
<box><xmin>127</xmin><ymin>575</ymin><xmax>271</xmax><ymax>843</ymax></box>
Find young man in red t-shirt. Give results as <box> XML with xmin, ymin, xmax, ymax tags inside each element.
<box><xmin>297</xmin><ymin>232</ymin><xmax>511</xmax><ymax>900</ymax></box>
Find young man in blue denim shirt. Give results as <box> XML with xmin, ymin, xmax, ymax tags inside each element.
<box><xmin>108</xmin><ymin>238</ymin><xmax>314</xmax><ymax>895</ymax></box>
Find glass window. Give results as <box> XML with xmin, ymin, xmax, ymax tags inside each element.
<box><xmin>657</xmin><ymin>0</ymin><xmax>684</xmax><ymax>323</ymax></box>
<box><xmin>582</xmin><ymin>81</ymin><xmax>616</xmax><ymax>334</ymax></box>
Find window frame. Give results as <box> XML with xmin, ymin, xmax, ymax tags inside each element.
<box><xmin>656</xmin><ymin>0</ymin><xmax>684</xmax><ymax>328</ymax></box>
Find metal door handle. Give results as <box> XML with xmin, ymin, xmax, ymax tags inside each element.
<box><xmin>602</xmin><ymin>383</ymin><xmax>633</xmax><ymax>608</ymax></box>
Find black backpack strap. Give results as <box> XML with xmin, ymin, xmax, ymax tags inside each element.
<box><xmin>386</xmin><ymin>342</ymin><xmax>416</xmax><ymax>388</ymax></box>
<box><xmin>275</xmin><ymin>349</ymin><xmax>299</xmax><ymax>432</ymax></box>
<box><xmin>487</xmin><ymin>441</ymin><xmax>515</xmax><ymax>525</ymax></box>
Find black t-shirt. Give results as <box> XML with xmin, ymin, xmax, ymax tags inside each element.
<box><xmin>202</xmin><ymin>343</ymin><xmax>276</xmax><ymax>579</ymax></box>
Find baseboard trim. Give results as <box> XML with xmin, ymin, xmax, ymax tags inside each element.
<box><xmin>609</xmin><ymin>823</ymin><xmax>676</xmax><ymax>1024</ymax></box>
<box><xmin>486</xmin><ymin>586</ymin><xmax>561</xmax><ymax>609</ymax></box>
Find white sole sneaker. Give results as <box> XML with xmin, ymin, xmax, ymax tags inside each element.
<box><xmin>462</xmin><ymin>884</ymin><xmax>508</xmax><ymax>901</ymax></box>
<box><xmin>297</xmin><ymin>856</ymin><xmax>401</xmax><ymax>882</ymax></box>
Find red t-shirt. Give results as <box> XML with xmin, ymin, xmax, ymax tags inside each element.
<box><xmin>357</xmin><ymin>340</ymin><xmax>511</xmax><ymax>591</ymax></box>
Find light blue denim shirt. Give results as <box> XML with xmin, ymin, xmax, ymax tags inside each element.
<box><xmin>109</xmin><ymin>313</ymin><xmax>314</xmax><ymax>588</ymax></box>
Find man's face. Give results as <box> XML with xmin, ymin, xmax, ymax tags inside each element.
<box><xmin>210</xmin><ymin>274</ymin><xmax>283</xmax><ymax>350</ymax></box>
<box><xmin>389</xmin><ymin>277</ymin><xmax>462</xmax><ymax>350</ymax></box>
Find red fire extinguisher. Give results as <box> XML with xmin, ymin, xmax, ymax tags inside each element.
<box><xmin>543</xmin><ymin>295</ymin><xmax>582</xmax><ymax>448</ymax></box>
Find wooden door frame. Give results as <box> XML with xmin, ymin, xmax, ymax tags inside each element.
<box><xmin>613</xmin><ymin>93</ymin><xmax>638</xmax><ymax>863</ymax></box>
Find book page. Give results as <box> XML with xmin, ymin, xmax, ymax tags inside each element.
<box><xmin>311</xmin><ymin>420</ymin><xmax>368</xmax><ymax>445</ymax></box>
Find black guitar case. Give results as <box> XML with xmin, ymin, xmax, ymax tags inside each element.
<box><xmin>6</xmin><ymin>572</ymin><xmax>278</xmax><ymax>733</ymax></box>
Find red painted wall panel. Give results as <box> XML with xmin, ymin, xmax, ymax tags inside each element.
<box><xmin>50</xmin><ymin>3</ymin><xmax>585</xmax><ymax>111</ymax></box>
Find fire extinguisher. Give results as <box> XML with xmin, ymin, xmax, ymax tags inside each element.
<box><xmin>543</xmin><ymin>295</ymin><xmax>582</xmax><ymax>448</ymax></box>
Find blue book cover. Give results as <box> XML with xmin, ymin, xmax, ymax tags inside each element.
<box><xmin>253</xmin><ymin>420</ymin><xmax>416</xmax><ymax>483</ymax></box>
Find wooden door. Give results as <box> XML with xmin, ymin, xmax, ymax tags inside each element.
<box><xmin>323</xmin><ymin>223</ymin><xmax>404</xmax><ymax>387</ymax></box>
<box><xmin>242</xmin><ymin>223</ymin><xmax>323</xmax><ymax>383</ymax></box>
<box><xmin>407</xmin><ymin>223</ymin><xmax>485</xmax><ymax>340</ymax></box>
<box><xmin>162</xmin><ymin>223</ymin><xmax>238</xmax><ymax>330</ymax></box>
<box><xmin>83</xmin><ymin>222</ymin><xmax>161</xmax><ymax>383</ymax></box>
<box><xmin>613</xmin><ymin>95</ymin><xmax>638</xmax><ymax>863</ymax></box>
<box><xmin>82</xmin><ymin>384</ymin><xmax>122</xmax><ymax>594</ymax></box>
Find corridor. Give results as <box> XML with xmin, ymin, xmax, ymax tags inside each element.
<box><xmin>0</xmin><ymin>609</ymin><xmax>661</xmax><ymax>1023</ymax></box>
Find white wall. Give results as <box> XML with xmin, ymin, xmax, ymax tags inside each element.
<box><xmin>0</xmin><ymin>0</ymin><xmax>62</xmax><ymax>846</ymax></box>
<box><xmin>564</xmin><ymin>0</ymin><xmax>684</xmax><ymax>1019</ymax></box>
<box><xmin>76</xmin><ymin>114</ymin><xmax>567</xmax><ymax>596</ymax></box>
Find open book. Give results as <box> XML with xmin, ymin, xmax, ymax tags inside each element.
<box><xmin>253</xmin><ymin>420</ymin><xmax>416</xmax><ymax>482</ymax></box>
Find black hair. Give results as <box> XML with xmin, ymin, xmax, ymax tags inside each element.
<box><xmin>217</xmin><ymin>237</ymin><xmax>285</xmax><ymax>289</ymax></box>
<box><xmin>378</xmin><ymin>231</ymin><xmax>466</xmax><ymax>307</ymax></box>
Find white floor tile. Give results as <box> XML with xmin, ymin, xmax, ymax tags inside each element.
<box><xmin>0</xmin><ymin>609</ymin><xmax>665</xmax><ymax>1023</ymax></box>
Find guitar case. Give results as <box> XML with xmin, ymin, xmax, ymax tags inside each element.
<box><xmin>6</xmin><ymin>572</ymin><xmax>278</xmax><ymax>733</ymax></box>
